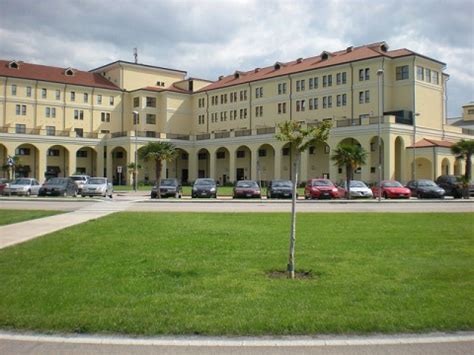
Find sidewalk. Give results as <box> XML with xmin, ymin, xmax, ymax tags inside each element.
<box><xmin>0</xmin><ymin>199</ymin><xmax>134</xmax><ymax>250</ymax></box>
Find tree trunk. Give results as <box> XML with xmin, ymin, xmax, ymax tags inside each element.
<box><xmin>465</xmin><ymin>154</ymin><xmax>472</xmax><ymax>181</ymax></box>
<box><xmin>288</xmin><ymin>152</ymin><xmax>300</xmax><ymax>279</ymax></box>
<box><xmin>155</xmin><ymin>158</ymin><xmax>163</xmax><ymax>199</ymax></box>
<box><xmin>346</xmin><ymin>164</ymin><xmax>352</xmax><ymax>200</ymax></box>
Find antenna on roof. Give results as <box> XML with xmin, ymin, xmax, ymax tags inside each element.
<box><xmin>133</xmin><ymin>48</ymin><xmax>138</xmax><ymax>64</ymax></box>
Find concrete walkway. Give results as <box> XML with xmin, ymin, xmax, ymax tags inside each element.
<box><xmin>0</xmin><ymin>198</ymin><xmax>135</xmax><ymax>250</ymax></box>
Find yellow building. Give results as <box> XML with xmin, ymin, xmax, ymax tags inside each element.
<box><xmin>1</xmin><ymin>42</ymin><xmax>472</xmax><ymax>185</ymax></box>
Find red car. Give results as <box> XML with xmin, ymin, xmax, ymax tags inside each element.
<box><xmin>233</xmin><ymin>180</ymin><xmax>261</xmax><ymax>199</ymax></box>
<box><xmin>371</xmin><ymin>180</ymin><xmax>411</xmax><ymax>199</ymax></box>
<box><xmin>304</xmin><ymin>179</ymin><xmax>339</xmax><ymax>199</ymax></box>
<box><xmin>0</xmin><ymin>178</ymin><xmax>10</xmax><ymax>195</ymax></box>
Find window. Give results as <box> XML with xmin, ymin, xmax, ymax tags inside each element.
<box><xmin>323</xmin><ymin>75</ymin><xmax>327</xmax><ymax>87</ymax></box>
<box><xmin>323</xmin><ymin>96</ymin><xmax>327</xmax><ymax>109</ymax></box>
<box><xmin>100</xmin><ymin>130</ymin><xmax>110</xmax><ymax>134</ymax></box>
<box><xmin>425</xmin><ymin>68</ymin><xmax>431</xmax><ymax>83</ymax></box>
<box><xmin>76</xmin><ymin>150</ymin><xmax>88</xmax><ymax>158</ymax></box>
<box><xmin>314</xmin><ymin>98</ymin><xmax>318</xmax><ymax>110</ymax></box>
<box><xmin>97</xmin><ymin>94</ymin><xmax>102</xmax><ymax>105</ymax></box>
<box><xmin>255</xmin><ymin>87</ymin><xmax>263</xmax><ymax>98</ymax></box>
<box><xmin>342</xmin><ymin>72</ymin><xmax>347</xmax><ymax>84</ymax></box>
<box><xmin>342</xmin><ymin>94</ymin><xmax>347</xmax><ymax>106</ymax></box>
<box><xmin>337</xmin><ymin>95</ymin><xmax>341</xmax><ymax>107</ymax></box>
<box><xmin>216</xmin><ymin>151</ymin><xmax>225</xmax><ymax>159</ymax></box>
<box><xmin>70</xmin><ymin>91</ymin><xmax>75</xmax><ymax>101</ymax></box>
<box><xmin>432</xmin><ymin>71</ymin><xmax>439</xmax><ymax>85</ymax></box>
<box><xmin>74</xmin><ymin>128</ymin><xmax>83</xmax><ymax>138</ymax></box>
<box><xmin>468</xmin><ymin>109</ymin><xmax>474</xmax><ymax>115</ymax></box>
<box><xmin>74</xmin><ymin>109</ymin><xmax>84</xmax><ymax>120</ymax></box>
<box><xmin>16</xmin><ymin>147</ymin><xmax>30</xmax><ymax>155</ymax></box>
<box><xmin>47</xmin><ymin>149</ymin><xmax>60</xmax><ymax>157</ymax></box>
<box><xmin>26</xmin><ymin>86</ymin><xmax>32</xmax><ymax>97</ymax></box>
<box><xmin>146</xmin><ymin>114</ymin><xmax>156</xmax><ymax>124</ymax></box>
<box><xmin>327</xmin><ymin>96</ymin><xmax>332</xmax><ymax>108</ymax></box>
<box><xmin>133</xmin><ymin>113</ymin><xmax>139</xmax><ymax>125</ymax></box>
<box><xmin>56</xmin><ymin>89</ymin><xmax>61</xmax><ymax>100</ymax></box>
<box><xmin>327</xmin><ymin>75</ymin><xmax>332</xmax><ymax>87</ymax></box>
<box><xmin>278</xmin><ymin>83</ymin><xmax>287</xmax><ymax>95</ymax></box>
<box><xmin>417</xmin><ymin>66</ymin><xmax>424</xmax><ymax>80</ymax></box>
<box><xmin>365</xmin><ymin>68</ymin><xmax>370</xmax><ymax>80</ymax></box>
<box><xmin>237</xmin><ymin>150</ymin><xmax>245</xmax><ymax>158</ymax></box>
<box><xmin>396</xmin><ymin>65</ymin><xmax>409</xmax><ymax>80</ymax></box>
<box><xmin>313</xmin><ymin>77</ymin><xmax>318</xmax><ymax>89</ymax></box>
<box><xmin>114</xmin><ymin>151</ymin><xmax>124</xmax><ymax>159</ymax></box>
<box><xmin>146</xmin><ymin>97</ymin><xmax>156</xmax><ymax>107</ymax></box>
<box><xmin>336</xmin><ymin>73</ymin><xmax>341</xmax><ymax>85</ymax></box>
<box><xmin>146</xmin><ymin>131</ymin><xmax>156</xmax><ymax>138</ymax></box>
<box><xmin>45</xmin><ymin>107</ymin><xmax>51</xmax><ymax>117</ymax></box>
<box><xmin>255</xmin><ymin>106</ymin><xmax>263</xmax><ymax>117</ymax></box>
<box><xmin>300</xmin><ymin>79</ymin><xmax>305</xmax><ymax>91</ymax></box>
<box><xmin>15</xmin><ymin>124</ymin><xmax>26</xmax><ymax>134</ymax></box>
<box><xmin>46</xmin><ymin>126</ymin><xmax>55</xmax><ymax>136</ymax></box>
<box><xmin>101</xmin><ymin>112</ymin><xmax>111</xmax><ymax>122</ymax></box>
<box><xmin>51</xmin><ymin>107</ymin><xmax>56</xmax><ymax>118</ymax></box>
<box><xmin>296</xmin><ymin>80</ymin><xmax>301</xmax><ymax>92</ymax></box>
<box><xmin>365</xmin><ymin>90</ymin><xmax>370</xmax><ymax>103</ymax></box>
<box><xmin>11</xmin><ymin>84</ymin><xmax>17</xmax><ymax>96</ymax></box>
<box><xmin>359</xmin><ymin>69</ymin><xmax>364</xmax><ymax>81</ymax></box>
<box><xmin>240</xmin><ymin>90</ymin><xmax>247</xmax><ymax>101</ymax></box>
<box><xmin>258</xmin><ymin>149</ymin><xmax>267</xmax><ymax>157</ymax></box>
<box><xmin>359</xmin><ymin>91</ymin><xmax>364</xmax><ymax>104</ymax></box>
<box><xmin>296</xmin><ymin>100</ymin><xmax>300</xmax><ymax>112</ymax></box>
<box><xmin>83</xmin><ymin>93</ymin><xmax>89</xmax><ymax>103</ymax></box>
<box><xmin>109</xmin><ymin>96</ymin><xmax>114</xmax><ymax>105</ymax></box>
<box><xmin>41</xmin><ymin>88</ymin><xmax>47</xmax><ymax>99</ymax></box>
<box><xmin>16</xmin><ymin>104</ymin><xmax>27</xmax><ymax>115</ymax></box>
<box><xmin>309</xmin><ymin>78</ymin><xmax>314</xmax><ymax>90</ymax></box>
<box><xmin>282</xmin><ymin>147</ymin><xmax>290</xmax><ymax>156</ymax></box>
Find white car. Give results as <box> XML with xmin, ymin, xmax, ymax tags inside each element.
<box><xmin>81</xmin><ymin>177</ymin><xmax>113</xmax><ymax>198</ymax></box>
<box><xmin>69</xmin><ymin>175</ymin><xmax>90</xmax><ymax>193</ymax></box>
<box><xmin>3</xmin><ymin>178</ymin><xmax>41</xmax><ymax>196</ymax></box>
<box><xmin>338</xmin><ymin>180</ymin><xmax>373</xmax><ymax>199</ymax></box>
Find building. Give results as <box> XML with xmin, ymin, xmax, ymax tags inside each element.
<box><xmin>1</xmin><ymin>41</ymin><xmax>472</xmax><ymax>185</ymax></box>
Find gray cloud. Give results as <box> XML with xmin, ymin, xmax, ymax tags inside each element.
<box><xmin>0</xmin><ymin>0</ymin><xmax>472</xmax><ymax>115</ymax></box>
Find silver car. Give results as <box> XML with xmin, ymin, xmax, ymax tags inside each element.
<box><xmin>3</xmin><ymin>178</ymin><xmax>41</xmax><ymax>196</ymax></box>
<box><xmin>81</xmin><ymin>177</ymin><xmax>113</xmax><ymax>198</ymax></box>
<box><xmin>69</xmin><ymin>175</ymin><xmax>90</xmax><ymax>194</ymax></box>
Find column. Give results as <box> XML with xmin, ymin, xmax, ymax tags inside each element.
<box><xmin>96</xmin><ymin>146</ymin><xmax>104</xmax><ymax>177</ymax></box>
<box><xmin>383</xmin><ymin>136</ymin><xmax>395</xmax><ymax>180</ymax></box>
<box><xmin>126</xmin><ymin>147</ymin><xmax>134</xmax><ymax>186</ymax></box>
<box><xmin>37</xmin><ymin>147</ymin><xmax>47</xmax><ymax>183</ymax></box>
<box><xmin>188</xmin><ymin>150</ymin><xmax>198</xmax><ymax>181</ymax></box>
<box><xmin>250</xmin><ymin>148</ymin><xmax>258</xmax><ymax>180</ymax></box>
<box><xmin>106</xmin><ymin>147</ymin><xmax>113</xmax><ymax>182</ymax></box>
<box><xmin>360</xmin><ymin>142</ymin><xmax>372</xmax><ymax>183</ymax></box>
<box><xmin>299</xmin><ymin>150</ymin><xmax>308</xmax><ymax>183</ymax></box>
<box><xmin>273</xmin><ymin>146</ymin><xmax>281</xmax><ymax>179</ymax></box>
<box><xmin>209</xmin><ymin>150</ymin><xmax>216</xmax><ymax>180</ymax></box>
<box><xmin>68</xmin><ymin>148</ymin><xmax>77</xmax><ymax>178</ymax></box>
<box><xmin>228</xmin><ymin>148</ymin><xmax>236</xmax><ymax>183</ymax></box>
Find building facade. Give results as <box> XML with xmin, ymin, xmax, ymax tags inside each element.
<box><xmin>1</xmin><ymin>41</ymin><xmax>472</xmax><ymax>185</ymax></box>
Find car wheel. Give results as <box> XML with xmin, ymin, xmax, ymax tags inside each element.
<box><xmin>417</xmin><ymin>192</ymin><xmax>422</xmax><ymax>199</ymax></box>
<box><xmin>109</xmin><ymin>194</ymin><xmax>113</xmax><ymax>198</ymax></box>
<box><xmin>63</xmin><ymin>191</ymin><xmax>68</xmax><ymax>197</ymax></box>
<box><xmin>81</xmin><ymin>195</ymin><xmax>85</xmax><ymax>198</ymax></box>
<box><xmin>383</xmin><ymin>192</ymin><xmax>389</xmax><ymax>199</ymax></box>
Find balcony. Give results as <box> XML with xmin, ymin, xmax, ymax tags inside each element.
<box><xmin>234</xmin><ymin>129</ymin><xmax>252</xmax><ymax>137</ymax></box>
<box><xmin>215</xmin><ymin>131</ymin><xmax>230</xmax><ymax>139</ymax></box>
<box><xmin>167</xmin><ymin>133</ymin><xmax>190</xmax><ymax>140</ymax></box>
<box><xmin>196</xmin><ymin>133</ymin><xmax>211</xmax><ymax>140</ymax></box>
<box><xmin>256</xmin><ymin>127</ymin><xmax>276</xmax><ymax>135</ymax></box>
<box><xmin>111</xmin><ymin>131</ymin><xmax>128</xmax><ymax>138</ymax></box>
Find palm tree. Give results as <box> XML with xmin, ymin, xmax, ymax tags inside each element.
<box><xmin>138</xmin><ymin>142</ymin><xmax>177</xmax><ymax>198</ymax></box>
<box><xmin>331</xmin><ymin>144</ymin><xmax>368</xmax><ymax>199</ymax></box>
<box><xmin>451</xmin><ymin>139</ymin><xmax>474</xmax><ymax>180</ymax></box>
<box><xmin>127</xmin><ymin>162</ymin><xmax>142</xmax><ymax>190</ymax></box>
<box><xmin>275</xmin><ymin>120</ymin><xmax>331</xmax><ymax>279</ymax></box>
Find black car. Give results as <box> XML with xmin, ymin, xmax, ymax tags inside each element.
<box><xmin>267</xmin><ymin>179</ymin><xmax>293</xmax><ymax>199</ymax></box>
<box><xmin>406</xmin><ymin>179</ymin><xmax>445</xmax><ymax>199</ymax></box>
<box><xmin>39</xmin><ymin>177</ymin><xmax>78</xmax><ymax>197</ymax></box>
<box><xmin>192</xmin><ymin>178</ymin><xmax>217</xmax><ymax>198</ymax></box>
<box><xmin>151</xmin><ymin>178</ymin><xmax>182</xmax><ymax>198</ymax></box>
<box><xmin>435</xmin><ymin>175</ymin><xmax>474</xmax><ymax>198</ymax></box>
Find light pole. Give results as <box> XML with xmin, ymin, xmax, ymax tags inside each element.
<box><xmin>377</xmin><ymin>69</ymin><xmax>384</xmax><ymax>202</ymax></box>
<box><xmin>412</xmin><ymin>112</ymin><xmax>420</xmax><ymax>181</ymax></box>
<box><xmin>133</xmin><ymin>111</ymin><xmax>139</xmax><ymax>192</ymax></box>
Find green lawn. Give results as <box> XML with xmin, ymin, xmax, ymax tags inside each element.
<box><xmin>0</xmin><ymin>212</ymin><xmax>472</xmax><ymax>336</ymax></box>
<box><xmin>0</xmin><ymin>210</ymin><xmax>63</xmax><ymax>226</ymax></box>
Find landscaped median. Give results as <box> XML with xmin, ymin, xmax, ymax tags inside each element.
<box><xmin>0</xmin><ymin>212</ymin><xmax>472</xmax><ymax>335</ymax></box>
<box><xmin>0</xmin><ymin>210</ymin><xmax>64</xmax><ymax>226</ymax></box>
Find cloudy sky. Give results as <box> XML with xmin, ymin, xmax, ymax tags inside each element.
<box><xmin>1</xmin><ymin>0</ymin><xmax>472</xmax><ymax>116</ymax></box>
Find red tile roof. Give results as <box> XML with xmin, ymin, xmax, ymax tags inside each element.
<box><xmin>196</xmin><ymin>42</ymin><xmax>438</xmax><ymax>93</ymax></box>
<box><xmin>0</xmin><ymin>60</ymin><xmax>120</xmax><ymax>91</ymax></box>
<box><xmin>408</xmin><ymin>138</ymin><xmax>454</xmax><ymax>148</ymax></box>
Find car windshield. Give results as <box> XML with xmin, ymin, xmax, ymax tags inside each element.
<box><xmin>13</xmin><ymin>179</ymin><xmax>31</xmax><ymax>185</ymax></box>
<box><xmin>312</xmin><ymin>180</ymin><xmax>332</xmax><ymax>186</ymax></box>
<box><xmin>383</xmin><ymin>181</ymin><xmax>403</xmax><ymax>187</ymax></box>
<box><xmin>160</xmin><ymin>179</ymin><xmax>176</xmax><ymax>186</ymax></box>
<box><xmin>418</xmin><ymin>180</ymin><xmax>436</xmax><ymax>187</ymax></box>
<box><xmin>89</xmin><ymin>178</ymin><xmax>106</xmax><ymax>185</ymax></box>
<box><xmin>350</xmin><ymin>181</ymin><xmax>366</xmax><ymax>188</ymax></box>
<box><xmin>48</xmin><ymin>178</ymin><xmax>67</xmax><ymax>185</ymax></box>
<box><xmin>273</xmin><ymin>180</ymin><xmax>292</xmax><ymax>188</ymax></box>
<box><xmin>70</xmin><ymin>176</ymin><xmax>86</xmax><ymax>181</ymax></box>
<box><xmin>194</xmin><ymin>179</ymin><xmax>215</xmax><ymax>186</ymax></box>
<box><xmin>236</xmin><ymin>181</ymin><xmax>258</xmax><ymax>188</ymax></box>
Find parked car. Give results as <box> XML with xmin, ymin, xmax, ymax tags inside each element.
<box><xmin>371</xmin><ymin>180</ymin><xmax>411</xmax><ymax>199</ymax></box>
<box><xmin>151</xmin><ymin>178</ymin><xmax>182</xmax><ymax>198</ymax></box>
<box><xmin>39</xmin><ymin>177</ymin><xmax>78</xmax><ymax>197</ymax></box>
<box><xmin>192</xmin><ymin>178</ymin><xmax>217</xmax><ymax>198</ymax></box>
<box><xmin>0</xmin><ymin>178</ymin><xmax>10</xmax><ymax>195</ymax></box>
<box><xmin>435</xmin><ymin>175</ymin><xmax>474</xmax><ymax>198</ymax></box>
<box><xmin>406</xmin><ymin>179</ymin><xmax>446</xmax><ymax>199</ymax></box>
<box><xmin>233</xmin><ymin>180</ymin><xmax>261</xmax><ymax>199</ymax></box>
<box><xmin>304</xmin><ymin>179</ymin><xmax>339</xmax><ymax>199</ymax></box>
<box><xmin>267</xmin><ymin>179</ymin><xmax>293</xmax><ymax>199</ymax></box>
<box><xmin>81</xmin><ymin>177</ymin><xmax>113</xmax><ymax>198</ymax></box>
<box><xmin>3</xmin><ymin>178</ymin><xmax>41</xmax><ymax>196</ymax></box>
<box><xmin>336</xmin><ymin>180</ymin><xmax>373</xmax><ymax>199</ymax></box>
<box><xmin>69</xmin><ymin>175</ymin><xmax>90</xmax><ymax>194</ymax></box>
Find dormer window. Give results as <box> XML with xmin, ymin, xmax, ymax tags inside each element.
<box><xmin>380</xmin><ymin>42</ymin><xmax>389</xmax><ymax>52</ymax></box>
<box><xmin>274</xmin><ymin>62</ymin><xmax>285</xmax><ymax>70</ymax></box>
<box><xmin>254</xmin><ymin>68</ymin><xmax>260</xmax><ymax>73</ymax></box>
<box><xmin>64</xmin><ymin>68</ymin><xmax>75</xmax><ymax>76</ymax></box>
<box><xmin>8</xmin><ymin>61</ymin><xmax>20</xmax><ymax>69</ymax></box>
<box><xmin>234</xmin><ymin>71</ymin><xmax>244</xmax><ymax>79</ymax></box>
<box><xmin>321</xmin><ymin>51</ymin><xmax>332</xmax><ymax>60</ymax></box>
<box><xmin>296</xmin><ymin>58</ymin><xmax>303</xmax><ymax>64</ymax></box>
<box><xmin>346</xmin><ymin>46</ymin><xmax>353</xmax><ymax>53</ymax></box>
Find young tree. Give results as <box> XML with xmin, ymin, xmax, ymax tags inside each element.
<box><xmin>138</xmin><ymin>142</ymin><xmax>177</xmax><ymax>198</ymax></box>
<box><xmin>3</xmin><ymin>155</ymin><xmax>21</xmax><ymax>180</ymax></box>
<box><xmin>451</xmin><ymin>139</ymin><xmax>474</xmax><ymax>180</ymax></box>
<box><xmin>330</xmin><ymin>144</ymin><xmax>368</xmax><ymax>199</ymax></box>
<box><xmin>275</xmin><ymin>120</ymin><xmax>331</xmax><ymax>279</ymax></box>
<box><xmin>127</xmin><ymin>162</ymin><xmax>142</xmax><ymax>190</ymax></box>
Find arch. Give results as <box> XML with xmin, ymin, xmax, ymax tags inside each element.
<box><xmin>454</xmin><ymin>159</ymin><xmax>463</xmax><ymax>176</ymax></box>
<box><xmin>307</xmin><ymin>142</ymin><xmax>330</xmax><ymax>179</ymax></box>
<box><xmin>75</xmin><ymin>146</ymin><xmax>98</xmax><ymax>176</ymax></box>
<box><xmin>256</xmin><ymin>144</ymin><xmax>275</xmax><ymax>185</ymax></box>
<box><xmin>235</xmin><ymin>145</ymin><xmax>251</xmax><ymax>181</ymax></box>
<box><xmin>415</xmin><ymin>157</ymin><xmax>432</xmax><ymax>179</ymax></box>
<box><xmin>394</xmin><ymin>136</ymin><xmax>405</xmax><ymax>182</ymax></box>
<box><xmin>335</xmin><ymin>137</ymin><xmax>364</xmax><ymax>181</ymax></box>
<box><xmin>197</xmin><ymin>148</ymin><xmax>211</xmax><ymax>178</ymax></box>
<box><xmin>215</xmin><ymin>147</ymin><xmax>230</xmax><ymax>185</ymax></box>
<box><xmin>111</xmin><ymin>146</ymin><xmax>127</xmax><ymax>185</ymax></box>
<box><xmin>167</xmin><ymin>148</ymin><xmax>190</xmax><ymax>184</ymax></box>
<box><xmin>0</xmin><ymin>143</ymin><xmax>8</xmax><ymax>179</ymax></box>
<box><xmin>45</xmin><ymin>144</ymin><xmax>70</xmax><ymax>179</ymax></box>
<box><xmin>280</xmin><ymin>143</ymin><xmax>292</xmax><ymax>180</ymax></box>
<box><xmin>13</xmin><ymin>143</ymin><xmax>40</xmax><ymax>179</ymax></box>
<box><xmin>368</xmin><ymin>136</ymin><xmax>384</xmax><ymax>183</ymax></box>
<box><xmin>441</xmin><ymin>158</ymin><xmax>450</xmax><ymax>176</ymax></box>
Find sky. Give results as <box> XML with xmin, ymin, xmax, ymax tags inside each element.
<box><xmin>0</xmin><ymin>0</ymin><xmax>473</xmax><ymax>116</ymax></box>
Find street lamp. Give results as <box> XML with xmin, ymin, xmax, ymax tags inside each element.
<box><xmin>412</xmin><ymin>112</ymin><xmax>420</xmax><ymax>181</ymax></box>
<box><xmin>377</xmin><ymin>69</ymin><xmax>384</xmax><ymax>202</ymax></box>
<box><xmin>133</xmin><ymin>111</ymin><xmax>139</xmax><ymax>192</ymax></box>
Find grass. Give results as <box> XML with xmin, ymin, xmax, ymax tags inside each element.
<box><xmin>0</xmin><ymin>212</ymin><xmax>472</xmax><ymax>336</ymax></box>
<box><xmin>0</xmin><ymin>210</ymin><xmax>63</xmax><ymax>226</ymax></box>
